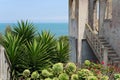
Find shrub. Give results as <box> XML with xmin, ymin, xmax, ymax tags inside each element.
<box><xmin>65</xmin><ymin>62</ymin><xmax>77</xmax><ymax>75</ymax></box>
<box><xmin>52</xmin><ymin>63</ymin><xmax>63</xmax><ymax>75</ymax></box>
<box><xmin>53</xmin><ymin>77</ymin><xmax>59</xmax><ymax>80</ymax></box>
<box><xmin>20</xmin><ymin>61</ymin><xmax>120</xmax><ymax>80</ymax></box>
<box><xmin>41</xmin><ymin>69</ymin><xmax>53</xmax><ymax>77</ymax></box>
<box><xmin>84</xmin><ymin>60</ymin><xmax>91</xmax><ymax>66</ymax></box>
<box><xmin>101</xmin><ymin>75</ymin><xmax>109</xmax><ymax>80</ymax></box>
<box><xmin>44</xmin><ymin>78</ymin><xmax>52</xmax><ymax>80</ymax></box>
<box><xmin>114</xmin><ymin>73</ymin><xmax>120</xmax><ymax>80</ymax></box>
<box><xmin>58</xmin><ymin>73</ymin><xmax>69</xmax><ymax>80</ymax></box>
<box><xmin>78</xmin><ymin>69</ymin><xmax>93</xmax><ymax>79</ymax></box>
<box><xmin>71</xmin><ymin>74</ymin><xmax>79</xmax><ymax>80</ymax></box>
<box><xmin>31</xmin><ymin>71</ymin><xmax>39</xmax><ymax>79</ymax></box>
<box><xmin>23</xmin><ymin>69</ymin><xmax>30</xmax><ymax>77</ymax></box>
<box><xmin>87</xmin><ymin>76</ymin><xmax>98</xmax><ymax>80</ymax></box>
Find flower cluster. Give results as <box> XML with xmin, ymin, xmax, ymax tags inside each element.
<box><xmin>20</xmin><ymin>60</ymin><xmax>120</xmax><ymax>80</ymax></box>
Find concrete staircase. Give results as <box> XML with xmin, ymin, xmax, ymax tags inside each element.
<box><xmin>99</xmin><ymin>37</ymin><xmax>120</xmax><ymax>66</ymax></box>
<box><xmin>85</xmin><ymin>24</ymin><xmax>120</xmax><ymax>66</ymax></box>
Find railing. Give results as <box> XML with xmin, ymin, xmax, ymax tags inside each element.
<box><xmin>85</xmin><ymin>24</ymin><xmax>108</xmax><ymax>66</ymax></box>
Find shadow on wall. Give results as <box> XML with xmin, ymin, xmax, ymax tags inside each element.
<box><xmin>81</xmin><ymin>39</ymin><xmax>98</xmax><ymax>63</ymax></box>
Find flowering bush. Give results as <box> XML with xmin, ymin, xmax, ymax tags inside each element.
<box><xmin>19</xmin><ymin>60</ymin><xmax>120</xmax><ymax>80</ymax></box>
<box><xmin>52</xmin><ymin>63</ymin><xmax>64</xmax><ymax>75</ymax></box>
<box><xmin>58</xmin><ymin>73</ymin><xmax>69</xmax><ymax>80</ymax></box>
<box><xmin>78</xmin><ymin>69</ymin><xmax>93</xmax><ymax>79</ymax></box>
<box><xmin>114</xmin><ymin>73</ymin><xmax>120</xmax><ymax>80</ymax></box>
<box><xmin>65</xmin><ymin>62</ymin><xmax>77</xmax><ymax>75</ymax></box>
<box><xmin>71</xmin><ymin>74</ymin><xmax>78</xmax><ymax>80</ymax></box>
<box><xmin>41</xmin><ymin>69</ymin><xmax>53</xmax><ymax>77</ymax></box>
<box><xmin>31</xmin><ymin>71</ymin><xmax>39</xmax><ymax>79</ymax></box>
<box><xmin>23</xmin><ymin>69</ymin><xmax>30</xmax><ymax>78</ymax></box>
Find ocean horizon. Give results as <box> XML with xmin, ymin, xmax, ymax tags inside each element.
<box><xmin>0</xmin><ymin>23</ymin><xmax>68</xmax><ymax>37</ymax></box>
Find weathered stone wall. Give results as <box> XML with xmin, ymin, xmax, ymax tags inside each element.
<box><xmin>69</xmin><ymin>0</ymin><xmax>79</xmax><ymax>63</ymax></box>
<box><xmin>102</xmin><ymin>0</ymin><xmax>120</xmax><ymax>56</ymax></box>
<box><xmin>0</xmin><ymin>45</ymin><xmax>11</xmax><ymax>80</ymax></box>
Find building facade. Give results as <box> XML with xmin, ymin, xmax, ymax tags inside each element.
<box><xmin>69</xmin><ymin>0</ymin><xmax>120</xmax><ymax>66</ymax></box>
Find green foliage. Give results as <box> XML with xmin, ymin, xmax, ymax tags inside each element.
<box><xmin>114</xmin><ymin>73</ymin><xmax>120</xmax><ymax>80</ymax></box>
<box><xmin>84</xmin><ymin>60</ymin><xmax>91</xmax><ymax>66</ymax></box>
<box><xmin>41</xmin><ymin>69</ymin><xmax>53</xmax><ymax>77</ymax></box>
<box><xmin>20</xmin><ymin>62</ymin><xmax>120</xmax><ymax>80</ymax></box>
<box><xmin>23</xmin><ymin>69</ymin><xmax>30</xmax><ymax>77</ymax></box>
<box><xmin>58</xmin><ymin>73</ymin><xmax>69</xmax><ymax>80</ymax></box>
<box><xmin>71</xmin><ymin>74</ymin><xmax>79</xmax><ymax>80</ymax></box>
<box><xmin>101</xmin><ymin>76</ymin><xmax>109</xmax><ymax>80</ymax></box>
<box><xmin>0</xmin><ymin>33</ymin><xmax>3</xmax><ymax>44</ymax></box>
<box><xmin>31</xmin><ymin>71</ymin><xmax>39</xmax><ymax>79</ymax></box>
<box><xmin>78</xmin><ymin>69</ymin><xmax>94</xmax><ymax>79</ymax></box>
<box><xmin>12</xmin><ymin>20</ymin><xmax>36</xmax><ymax>43</ymax></box>
<box><xmin>1</xmin><ymin>20</ymin><xmax>70</xmax><ymax>79</ymax></box>
<box><xmin>53</xmin><ymin>77</ymin><xmax>59</xmax><ymax>80</ymax></box>
<box><xmin>53</xmin><ymin>41</ymin><xmax>70</xmax><ymax>63</ymax></box>
<box><xmin>1</xmin><ymin>32</ymin><xmax>24</xmax><ymax>79</ymax></box>
<box><xmin>52</xmin><ymin>63</ymin><xmax>63</xmax><ymax>75</ymax></box>
<box><xmin>44</xmin><ymin>78</ymin><xmax>52</xmax><ymax>80</ymax></box>
<box><xmin>26</xmin><ymin>39</ymin><xmax>52</xmax><ymax>71</ymax></box>
<box><xmin>36</xmin><ymin>31</ymin><xmax>56</xmax><ymax>62</ymax></box>
<box><xmin>65</xmin><ymin>62</ymin><xmax>77</xmax><ymax>75</ymax></box>
<box><xmin>5</xmin><ymin>25</ymin><xmax>12</xmax><ymax>35</ymax></box>
<box><xmin>58</xmin><ymin>36</ymin><xmax>69</xmax><ymax>43</ymax></box>
<box><xmin>87</xmin><ymin>76</ymin><xmax>98</xmax><ymax>80</ymax></box>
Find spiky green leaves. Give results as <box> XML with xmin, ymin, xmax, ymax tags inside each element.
<box><xmin>13</xmin><ymin>20</ymin><xmax>36</xmax><ymax>43</ymax></box>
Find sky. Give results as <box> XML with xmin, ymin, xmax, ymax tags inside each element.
<box><xmin>0</xmin><ymin>0</ymin><xmax>68</xmax><ymax>23</ymax></box>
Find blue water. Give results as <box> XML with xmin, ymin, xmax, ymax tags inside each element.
<box><xmin>0</xmin><ymin>23</ymin><xmax>68</xmax><ymax>36</ymax></box>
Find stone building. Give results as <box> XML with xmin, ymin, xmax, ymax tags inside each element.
<box><xmin>0</xmin><ymin>45</ymin><xmax>11</xmax><ymax>80</ymax></box>
<box><xmin>69</xmin><ymin>0</ymin><xmax>120</xmax><ymax>66</ymax></box>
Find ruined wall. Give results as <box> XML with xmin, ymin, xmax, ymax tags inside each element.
<box><xmin>0</xmin><ymin>45</ymin><xmax>11</xmax><ymax>80</ymax></box>
<box><xmin>102</xmin><ymin>0</ymin><xmax>120</xmax><ymax>56</ymax></box>
<box><xmin>69</xmin><ymin>0</ymin><xmax>79</xmax><ymax>63</ymax></box>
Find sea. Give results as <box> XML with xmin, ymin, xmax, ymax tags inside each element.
<box><xmin>0</xmin><ymin>23</ymin><xmax>68</xmax><ymax>37</ymax></box>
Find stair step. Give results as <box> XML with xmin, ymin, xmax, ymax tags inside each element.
<box><xmin>104</xmin><ymin>44</ymin><xmax>111</xmax><ymax>47</ymax></box>
<box><xmin>108</xmin><ymin>50</ymin><xmax>116</xmax><ymax>53</ymax></box>
<box><xmin>101</xmin><ymin>42</ymin><xmax>109</xmax><ymax>45</ymax></box>
<box><xmin>99</xmin><ymin>39</ymin><xmax>107</xmax><ymax>42</ymax></box>
<box><xmin>98</xmin><ymin>36</ymin><xmax>105</xmax><ymax>39</ymax></box>
<box><xmin>113</xmin><ymin>61</ymin><xmax>120</xmax><ymax>64</ymax></box>
<box><xmin>111</xmin><ymin>58</ymin><xmax>120</xmax><ymax>61</ymax></box>
<box><xmin>108</xmin><ymin>54</ymin><xmax>118</xmax><ymax>57</ymax></box>
<box><xmin>108</xmin><ymin>48</ymin><xmax>114</xmax><ymax>50</ymax></box>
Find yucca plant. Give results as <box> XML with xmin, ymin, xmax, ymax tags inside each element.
<box><xmin>36</xmin><ymin>31</ymin><xmax>57</xmax><ymax>63</ymax></box>
<box><xmin>26</xmin><ymin>39</ymin><xmax>52</xmax><ymax>71</ymax></box>
<box><xmin>1</xmin><ymin>32</ymin><xmax>25</xmax><ymax>79</ymax></box>
<box><xmin>58</xmin><ymin>36</ymin><xmax>69</xmax><ymax>44</ymax></box>
<box><xmin>53</xmin><ymin>40</ymin><xmax>70</xmax><ymax>63</ymax></box>
<box><xmin>5</xmin><ymin>25</ymin><xmax>12</xmax><ymax>35</ymax></box>
<box><xmin>12</xmin><ymin>20</ymin><xmax>36</xmax><ymax>43</ymax></box>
